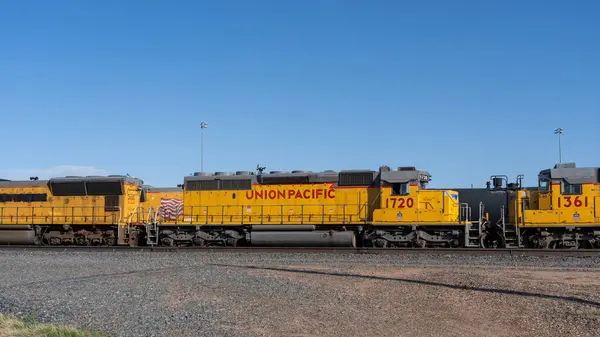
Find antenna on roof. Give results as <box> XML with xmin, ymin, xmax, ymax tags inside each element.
<box><xmin>29</xmin><ymin>176</ymin><xmax>38</xmax><ymax>181</ymax></box>
<box><xmin>256</xmin><ymin>164</ymin><xmax>266</xmax><ymax>175</ymax></box>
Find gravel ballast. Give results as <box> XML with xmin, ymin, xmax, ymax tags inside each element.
<box><xmin>0</xmin><ymin>251</ymin><xmax>599</xmax><ymax>336</ymax></box>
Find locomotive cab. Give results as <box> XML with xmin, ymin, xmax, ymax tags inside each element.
<box><xmin>372</xmin><ymin>166</ymin><xmax>461</xmax><ymax>224</ymax></box>
<box><xmin>365</xmin><ymin>166</ymin><xmax>466</xmax><ymax>248</ymax></box>
<box><xmin>516</xmin><ymin>163</ymin><xmax>599</xmax><ymax>225</ymax></box>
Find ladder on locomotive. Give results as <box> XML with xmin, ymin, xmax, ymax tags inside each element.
<box><xmin>498</xmin><ymin>205</ymin><xmax>520</xmax><ymax>248</ymax></box>
<box><xmin>460</xmin><ymin>202</ymin><xmax>520</xmax><ymax>248</ymax></box>
<box><xmin>460</xmin><ymin>202</ymin><xmax>484</xmax><ymax>247</ymax></box>
<box><xmin>145</xmin><ymin>207</ymin><xmax>160</xmax><ymax>246</ymax></box>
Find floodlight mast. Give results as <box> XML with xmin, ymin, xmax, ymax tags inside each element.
<box><xmin>554</xmin><ymin>127</ymin><xmax>563</xmax><ymax>163</ymax></box>
<box><xmin>201</xmin><ymin>121</ymin><xmax>208</xmax><ymax>172</ymax></box>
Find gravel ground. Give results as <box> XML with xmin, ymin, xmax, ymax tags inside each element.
<box><xmin>0</xmin><ymin>251</ymin><xmax>599</xmax><ymax>337</ymax></box>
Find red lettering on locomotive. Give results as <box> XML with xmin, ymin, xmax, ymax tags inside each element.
<box><xmin>245</xmin><ymin>187</ymin><xmax>337</xmax><ymax>200</ymax></box>
<box><xmin>385</xmin><ymin>197</ymin><xmax>415</xmax><ymax>208</ymax></box>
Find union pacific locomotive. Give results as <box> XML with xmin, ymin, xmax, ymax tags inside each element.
<box><xmin>0</xmin><ymin>162</ymin><xmax>598</xmax><ymax>249</ymax></box>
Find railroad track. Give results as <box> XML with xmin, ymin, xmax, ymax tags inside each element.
<box><xmin>0</xmin><ymin>245</ymin><xmax>599</xmax><ymax>256</ymax></box>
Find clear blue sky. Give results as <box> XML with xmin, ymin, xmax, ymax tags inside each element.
<box><xmin>1</xmin><ymin>0</ymin><xmax>598</xmax><ymax>188</ymax></box>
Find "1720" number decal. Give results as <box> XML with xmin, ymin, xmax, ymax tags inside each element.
<box><xmin>385</xmin><ymin>197</ymin><xmax>414</xmax><ymax>208</ymax></box>
<box><xmin>558</xmin><ymin>196</ymin><xmax>588</xmax><ymax>208</ymax></box>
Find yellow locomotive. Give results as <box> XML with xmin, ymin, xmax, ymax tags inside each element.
<box><xmin>490</xmin><ymin>163</ymin><xmax>600</xmax><ymax>248</ymax></box>
<box><xmin>143</xmin><ymin>165</ymin><xmax>473</xmax><ymax>248</ymax></box>
<box><xmin>2</xmin><ymin>162</ymin><xmax>597</xmax><ymax>249</ymax></box>
<box><xmin>0</xmin><ymin>175</ymin><xmax>147</xmax><ymax>245</ymax></box>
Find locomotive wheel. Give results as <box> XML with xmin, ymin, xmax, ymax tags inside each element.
<box><xmin>103</xmin><ymin>236</ymin><xmax>116</xmax><ymax>246</ymax></box>
<box><xmin>161</xmin><ymin>237</ymin><xmax>175</xmax><ymax>246</ymax></box>
<box><xmin>372</xmin><ymin>239</ymin><xmax>387</xmax><ymax>248</ymax></box>
<box><xmin>412</xmin><ymin>238</ymin><xmax>426</xmax><ymax>248</ymax></box>
<box><xmin>480</xmin><ymin>232</ymin><xmax>506</xmax><ymax>248</ymax></box>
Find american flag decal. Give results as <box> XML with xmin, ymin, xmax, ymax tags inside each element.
<box><xmin>158</xmin><ymin>198</ymin><xmax>184</xmax><ymax>220</ymax></box>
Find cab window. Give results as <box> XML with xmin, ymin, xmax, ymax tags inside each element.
<box><xmin>392</xmin><ymin>183</ymin><xmax>409</xmax><ymax>195</ymax></box>
<box><xmin>561</xmin><ymin>182</ymin><xmax>582</xmax><ymax>195</ymax></box>
<box><xmin>539</xmin><ymin>179</ymin><xmax>550</xmax><ymax>193</ymax></box>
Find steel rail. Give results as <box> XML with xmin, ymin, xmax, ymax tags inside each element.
<box><xmin>0</xmin><ymin>245</ymin><xmax>599</xmax><ymax>256</ymax></box>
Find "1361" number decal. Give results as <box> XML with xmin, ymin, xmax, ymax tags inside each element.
<box><xmin>385</xmin><ymin>197</ymin><xmax>414</xmax><ymax>208</ymax></box>
<box><xmin>558</xmin><ymin>196</ymin><xmax>588</xmax><ymax>208</ymax></box>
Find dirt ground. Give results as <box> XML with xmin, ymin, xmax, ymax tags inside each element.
<box><xmin>1</xmin><ymin>251</ymin><xmax>599</xmax><ymax>337</ymax></box>
<box><xmin>219</xmin><ymin>264</ymin><xmax>600</xmax><ymax>337</ymax></box>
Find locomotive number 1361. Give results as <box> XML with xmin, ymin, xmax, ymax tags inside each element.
<box><xmin>558</xmin><ymin>196</ymin><xmax>588</xmax><ymax>208</ymax></box>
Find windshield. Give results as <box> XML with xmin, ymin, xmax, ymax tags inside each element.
<box><xmin>539</xmin><ymin>179</ymin><xmax>550</xmax><ymax>193</ymax></box>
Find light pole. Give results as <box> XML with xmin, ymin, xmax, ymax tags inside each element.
<box><xmin>201</xmin><ymin>121</ymin><xmax>208</xmax><ymax>172</ymax></box>
<box><xmin>554</xmin><ymin>127</ymin><xmax>563</xmax><ymax>163</ymax></box>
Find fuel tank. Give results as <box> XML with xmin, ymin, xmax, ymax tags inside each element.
<box><xmin>249</xmin><ymin>230</ymin><xmax>356</xmax><ymax>247</ymax></box>
<box><xmin>451</xmin><ymin>188</ymin><xmax>509</xmax><ymax>224</ymax></box>
<box><xmin>0</xmin><ymin>230</ymin><xmax>38</xmax><ymax>245</ymax></box>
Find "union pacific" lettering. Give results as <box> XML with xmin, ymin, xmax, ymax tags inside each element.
<box><xmin>246</xmin><ymin>188</ymin><xmax>335</xmax><ymax>200</ymax></box>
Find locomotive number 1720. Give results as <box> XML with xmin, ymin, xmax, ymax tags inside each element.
<box><xmin>385</xmin><ymin>197</ymin><xmax>414</xmax><ymax>208</ymax></box>
<box><xmin>558</xmin><ymin>196</ymin><xmax>588</xmax><ymax>208</ymax></box>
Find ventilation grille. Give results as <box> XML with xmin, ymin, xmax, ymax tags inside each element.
<box><xmin>87</xmin><ymin>182</ymin><xmax>123</xmax><ymax>196</ymax></box>
<box><xmin>220</xmin><ymin>179</ymin><xmax>252</xmax><ymax>190</ymax></box>
<box><xmin>186</xmin><ymin>179</ymin><xmax>251</xmax><ymax>191</ymax></box>
<box><xmin>50</xmin><ymin>182</ymin><xmax>87</xmax><ymax>196</ymax></box>
<box><xmin>338</xmin><ymin>172</ymin><xmax>374</xmax><ymax>186</ymax></box>
<box><xmin>261</xmin><ymin>176</ymin><xmax>310</xmax><ymax>185</ymax></box>
<box><xmin>50</xmin><ymin>181</ymin><xmax>125</xmax><ymax>196</ymax></box>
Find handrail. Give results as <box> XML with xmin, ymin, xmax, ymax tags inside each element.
<box><xmin>459</xmin><ymin>202</ymin><xmax>471</xmax><ymax>223</ymax></box>
<box><xmin>478</xmin><ymin>202</ymin><xmax>485</xmax><ymax>224</ymax></box>
<box><xmin>179</xmin><ymin>202</ymin><xmax>370</xmax><ymax>208</ymax></box>
<box><xmin>156</xmin><ymin>203</ymin><xmax>369</xmax><ymax>225</ymax></box>
<box><xmin>127</xmin><ymin>206</ymin><xmax>141</xmax><ymax>225</ymax></box>
<box><xmin>0</xmin><ymin>206</ymin><xmax>123</xmax><ymax>225</ymax></box>
<box><xmin>154</xmin><ymin>206</ymin><xmax>161</xmax><ymax>224</ymax></box>
<box><xmin>146</xmin><ymin>206</ymin><xmax>154</xmax><ymax>224</ymax></box>
<box><xmin>355</xmin><ymin>189</ymin><xmax>383</xmax><ymax>221</ymax></box>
